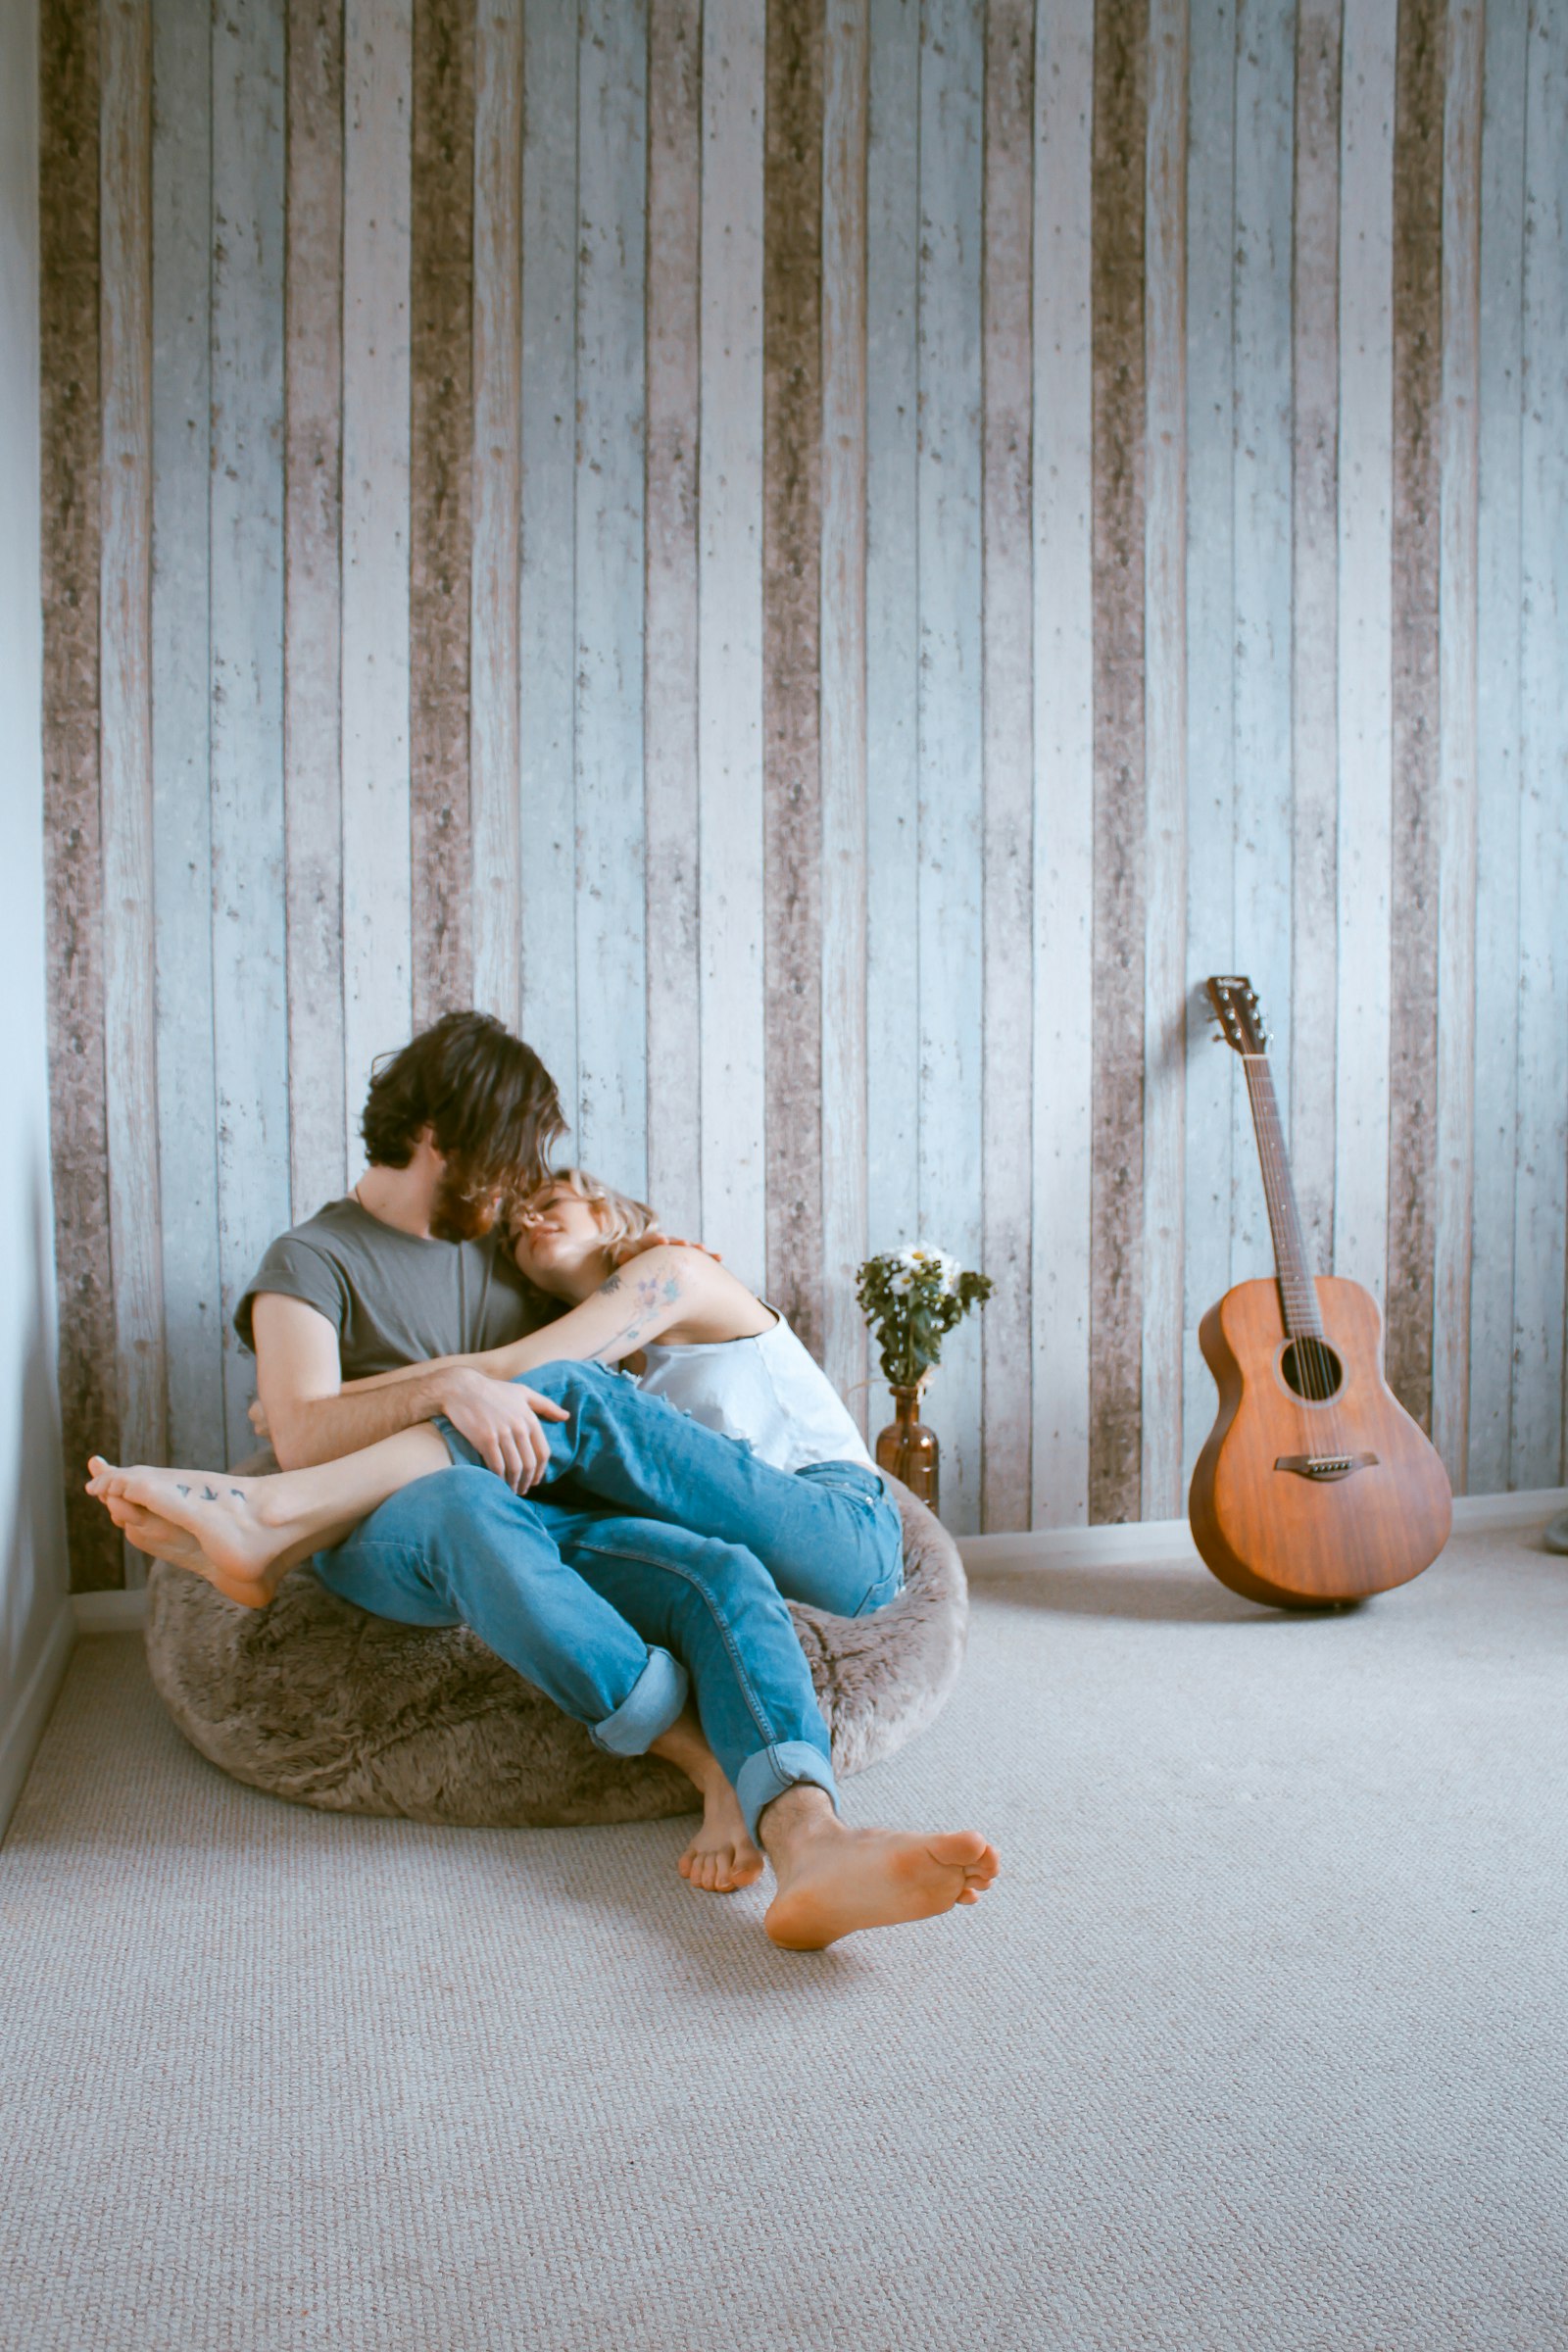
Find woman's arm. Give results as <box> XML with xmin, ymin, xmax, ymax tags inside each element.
<box><xmin>338</xmin><ymin>1246</ymin><xmax>763</xmax><ymax>1396</ymax></box>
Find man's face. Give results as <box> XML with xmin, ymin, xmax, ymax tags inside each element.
<box><xmin>428</xmin><ymin>1158</ymin><xmax>505</xmax><ymax>1243</ymax></box>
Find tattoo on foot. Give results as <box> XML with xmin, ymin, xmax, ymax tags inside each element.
<box><xmin>201</xmin><ymin>1486</ymin><xmax>219</xmax><ymax>1502</ymax></box>
<box><xmin>176</xmin><ymin>1484</ymin><xmax>191</xmax><ymax>1497</ymax></box>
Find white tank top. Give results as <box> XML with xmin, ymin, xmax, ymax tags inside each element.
<box><xmin>635</xmin><ymin>1306</ymin><xmax>873</xmax><ymax>1476</ymax></box>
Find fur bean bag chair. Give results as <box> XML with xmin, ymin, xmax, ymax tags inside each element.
<box><xmin>142</xmin><ymin>1475</ymin><xmax>968</xmax><ymax>1828</ymax></box>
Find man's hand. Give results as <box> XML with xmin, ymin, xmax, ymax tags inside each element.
<box><xmin>610</xmin><ymin>1228</ymin><xmax>721</xmax><ymax>1270</ymax></box>
<box><xmin>439</xmin><ymin>1367</ymin><xmax>570</xmax><ymax>1493</ymax></box>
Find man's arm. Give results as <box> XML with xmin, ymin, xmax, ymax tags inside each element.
<box><xmin>252</xmin><ymin>1293</ymin><xmax>567</xmax><ymax>1489</ymax></box>
<box><xmin>334</xmin><ymin>1245</ymin><xmax>722</xmax><ymax>1396</ymax></box>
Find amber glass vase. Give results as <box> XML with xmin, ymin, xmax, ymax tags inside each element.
<box><xmin>875</xmin><ymin>1382</ymin><xmax>940</xmax><ymax>1514</ymax></box>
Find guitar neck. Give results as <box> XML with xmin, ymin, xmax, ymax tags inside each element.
<box><xmin>1241</xmin><ymin>1054</ymin><xmax>1323</xmax><ymax>1339</ymax></box>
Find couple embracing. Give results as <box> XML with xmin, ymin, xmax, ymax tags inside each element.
<box><xmin>89</xmin><ymin>1011</ymin><xmax>1000</xmax><ymax>1951</ymax></box>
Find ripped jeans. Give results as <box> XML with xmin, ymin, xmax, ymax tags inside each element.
<box><xmin>312</xmin><ymin>1361</ymin><xmax>904</xmax><ymax>1842</ymax></box>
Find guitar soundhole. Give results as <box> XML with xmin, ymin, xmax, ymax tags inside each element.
<box><xmin>1280</xmin><ymin>1339</ymin><xmax>1345</xmax><ymax>1402</ymax></box>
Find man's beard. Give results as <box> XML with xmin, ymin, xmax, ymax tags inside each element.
<box><xmin>429</xmin><ymin>1163</ymin><xmax>503</xmax><ymax>1243</ymax></box>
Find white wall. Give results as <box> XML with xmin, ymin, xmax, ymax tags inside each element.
<box><xmin>0</xmin><ymin>0</ymin><xmax>73</xmax><ymax>1838</ymax></box>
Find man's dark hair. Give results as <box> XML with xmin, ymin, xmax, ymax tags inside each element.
<box><xmin>362</xmin><ymin>1011</ymin><xmax>566</xmax><ymax>1211</ymax></box>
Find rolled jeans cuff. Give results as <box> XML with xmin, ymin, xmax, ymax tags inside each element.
<box><xmin>735</xmin><ymin>1741</ymin><xmax>840</xmax><ymax>1848</ymax></box>
<box><xmin>590</xmin><ymin>1645</ymin><xmax>688</xmax><ymax>1757</ymax></box>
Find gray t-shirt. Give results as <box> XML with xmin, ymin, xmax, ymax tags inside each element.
<box><xmin>235</xmin><ymin>1198</ymin><xmax>560</xmax><ymax>1379</ymax></box>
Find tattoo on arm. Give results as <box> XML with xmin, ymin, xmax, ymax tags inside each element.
<box><xmin>583</xmin><ymin>1262</ymin><xmax>686</xmax><ymax>1364</ymax></box>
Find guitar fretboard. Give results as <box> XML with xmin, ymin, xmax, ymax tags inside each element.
<box><xmin>1242</xmin><ymin>1054</ymin><xmax>1324</xmax><ymax>1340</ymax></box>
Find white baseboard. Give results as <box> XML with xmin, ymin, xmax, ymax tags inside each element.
<box><xmin>71</xmin><ymin>1487</ymin><xmax>1566</xmax><ymax>1634</ymax></box>
<box><xmin>958</xmin><ymin>1517</ymin><xmax>1201</xmax><ymax>1573</ymax></box>
<box><xmin>958</xmin><ymin>1485</ymin><xmax>1568</xmax><ymax>1574</ymax></box>
<box><xmin>0</xmin><ymin>1600</ymin><xmax>75</xmax><ymax>1841</ymax></box>
<box><xmin>72</xmin><ymin>1587</ymin><xmax>148</xmax><ymax>1632</ymax></box>
<box><xmin>1450</xmin><ymin>1485</ymin><xmax>1568</xmax><ymax>1532</ymax></box>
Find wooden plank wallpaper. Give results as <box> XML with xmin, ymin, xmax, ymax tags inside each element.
<box><xmin>38</xmin><ymin>0</ymin><xmax>1568</xmax><ymax>1587</ymax></box>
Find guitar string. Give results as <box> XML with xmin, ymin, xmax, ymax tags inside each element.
<box><xmin>1216</xmin><ymin>985</ymin><xmax>1348</xmax><ymax>1458</ymax></box>
<box><xmin>1245</xmin><ymin>1057</ymin><xmax>1318</xmax><ymax>1465</ymax></box>
<box><xmin>1252</xmin><ymin>1063</ymin><xmax>1340</xmax><ymax>1453</ymax></box>
<box><xmin>1246</xmin><ymin>1054</ymin><xmax>1347</xmax><ymax>1457</ymax></box>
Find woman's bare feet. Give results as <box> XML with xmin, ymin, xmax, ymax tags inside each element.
<box><xmin>759</xmin><ymin>1786</ymin><xmax>1000</xmax><ymax>1950</ymax></box>
<box><xmin>648</xmin><ymin>1708</ymin><xmax>764</xmax><ymax>1893</ymax></box>
<box><xmin>676</xmin><ymin>1773</ymin><xmax>765</xmax><ymax>1893</ymax></box>
<box><xmin>85</xmin><ymin>1458</ymin><xmax>298</xmax><ymax>1606</ymax></box>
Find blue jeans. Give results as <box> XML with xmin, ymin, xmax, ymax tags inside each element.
<box><xmin>313</xmin><ymin>1363</ymin><xmax>904</xmax><ymax>1842</ymax></box>
<box><xmin>495</xmin><ymin>1360</ymin><xmax>906</xmax><ymax>1620</ymax></box>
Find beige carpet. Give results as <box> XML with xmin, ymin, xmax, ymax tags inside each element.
<box><xmin>3</xmin><ymin>1526</ymin><xmax>1565</xmax><ymax>2352</ymax></box>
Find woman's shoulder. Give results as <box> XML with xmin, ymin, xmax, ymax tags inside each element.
<box><xmin>625</xmin><ymin>1245</ymin><xmax>774</xmax><ymax>1345</ymax></box>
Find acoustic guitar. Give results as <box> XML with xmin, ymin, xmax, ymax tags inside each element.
<box><xmin>1187</xmin><ymin>975</ymin><xmax>1452</xmax><ymax>1608</ymax></box>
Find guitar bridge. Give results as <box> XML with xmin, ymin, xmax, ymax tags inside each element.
<box><xmin>1274</xmin><ymin>1452</ymin><xmax>1379</xmax><ymax>1482</ymax></box>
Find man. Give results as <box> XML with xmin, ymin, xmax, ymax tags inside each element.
<box><xmin>120</xmin><ymin>1011</ymin><xmax>998</xmax><ymax>1950</ymax></box>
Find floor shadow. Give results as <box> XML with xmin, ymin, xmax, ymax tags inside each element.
<box><xmin>966</xmin><ymin>1559</ymin><xmax>1362</xmax><ymax>1626</ymax></box>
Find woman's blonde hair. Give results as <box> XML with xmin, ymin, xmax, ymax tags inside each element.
<box><xmin>514</xmin><ymin>1165</ymin><xmax>660</xmax><ymax>1253</ymax></box>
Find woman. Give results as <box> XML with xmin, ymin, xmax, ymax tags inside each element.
<box><xmin>87</xmin><ymin>1170</ymin><xmax>924</xmax><ymax>1904</ymax></box>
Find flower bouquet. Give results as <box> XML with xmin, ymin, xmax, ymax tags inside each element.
<box><xmin>855</xmin><ymin>1245</ymin><xmax>992</xmax><ymax>1511</ymax></box>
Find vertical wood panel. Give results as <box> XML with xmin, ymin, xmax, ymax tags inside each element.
<box><xmin>1031</xmin><ymin>0</ymin><xmax>1095</xmax><ymax>1527</ymax></box>
<box><xmin>1511</xmin><ymin>0</ymin><xmax>1568</xmax><ymax>1487</ymax></box>
<box><xmin>410</xmin><ymin>0</ymin><xmax>474</xmax><ymax>1029</ymax></box>
<box><xmin>1290</xmin><ymin>0</ymin><xmax>1343</xmax><ymax>1275</ymax></box>
<box><xmin>1180</xmin><ymin>0</ymin><xmax>1236</xmax><ymax>1490</ymax></box>
<box><xmin>918</xmin><ymin>0</ymin><xmax>985</xmax><ymax>1533</ymax></box>
<box><xmin>1465</xmin><ymin>0</ymin><xmax>1524</xmax><ymax>1493</ymax></box>
<box><xmin>1230</xmin><ymin>0</ymin><xmax>1295</xmax><ymax>1280</ymax></box>
<box><xmin>980</xmin><ymin>0</ymin><xmax>1035</xmax><ymax>1529</ymax></box>
<box><xmin>698</xmin><ymin>0</ymin><xmax>767</xmax><ymax>1281</ymax></box>
<box><xmin>44</xmin><ymin>0</ymin><xmax>1568</xmax><ymax>1564</ymax></box>
<box><xmin>645</xmin><ymin>0</ymin><xmax>704</xmax><ymax>1236</ymax></box>
<box><xmin>284</xmin><ymin>0</ymin><xmax>347</xmax><ymax>1224</ymax></box>
<box><xmin>1387</xmin><ymin>0</ymin><xmax>1445</xmax><ymax>1428</ymax></box>
<box><xmin>468</xmin><ymin>0</ymin><xmax>522</xmax><ymax>1030</ymax></box>
<box><xmin>864</xmin><ymin>0</ymin><xmax>919</xmax><ymax>1281</ymax></box>
<box><xmin>1140</xmin><ymin>0</ymin><xmax>1187</xmax><ymax>1519</ymax></box>
<box><xmin>763</xmin><ymin>0</ymin><xmax>825</xmax><ymax>1355</ymax></box>
<box><xmin>99</xmin><ymin>0</ymin><xmax>165</xmax><ymax>1562</ymax></box>
<box><xmin>1333</xmin><ymin>0</ymin><xmax>1396</xmax><ymax>1307</ymax></box>
<box><xmin>574</xmin><ymin>0</ymin><xmax>649</xmax><ymax>1185</ymax></box>
<box><xmin>341</xmin><ymin>0</ymin><xmax>414</xmax><ymax>1163</ymax></box>
<box><xmin>153</xmin><ymin>0</ymin><xmax>223</xmax><ymax>1468</ymax></box>
<box><xmin>41</xmin><ymin>0</ymin><xmax>121</xmax><ymax>1587</ymax></box>
<box><xmin>818</xmin><ymin>0</ymin><xmax>869</xmax><ymax>1425</ymax></box>
<box><xmin>518</xmin><ymin>0</ymin><xmax>579</xmax><ymax>1126</ymax></box>
<box><xmin>1432</xmin><ymin>0</ymin><xmax>1482</xmax><ymax>1482</ymax></box>
<box><xmin>1089</xmin><ymin>0</ymin><xmax>1148</xmax><ymax>1526</ymax></box>
<box><xmin>210</xmin><ymin>0</ymin><xmax>290</xmax><ymax>1463</ymax></box>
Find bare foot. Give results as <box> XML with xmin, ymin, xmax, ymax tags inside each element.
<box><xmin>760</xmin><ymin>1788</ymin><xmax>1000</xmax><ymax>1950</ymax></box>
<box><xmin>86</xmin><ymin>1458</ymin><xmax>290</xmax><ymax>1606</ymax></box>
<box><xmin>647</xmin><ymin>1706</ymin><xmax>764</xmax><ymax>1893</ymax></box>
<box><xmin>677</xmin><ymin>1774</ymin><xmax>765</xmax><ymax>1894</ymax></box>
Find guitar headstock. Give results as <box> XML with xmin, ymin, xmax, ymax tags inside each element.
<box><xmin>1205</xmin><ymin>975</ymin><xmax>1269</xmax><ymax>1056</ymax></box>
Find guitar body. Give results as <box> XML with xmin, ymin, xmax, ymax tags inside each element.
<box><xmin>1189</xmin><ymin>1275</ymin><xmax>1452</xmax><ymax>1608</ymax></box>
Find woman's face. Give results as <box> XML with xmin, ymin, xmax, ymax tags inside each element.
<box><xmin>511</xmin><ymin>1184</ymin><xmax>610</xmax><ymax>1292</ymax></box>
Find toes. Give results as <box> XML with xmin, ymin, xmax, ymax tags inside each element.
<box><xmin>956</xmin><ymin>1887</ymin><xmax>979</xmax><ymax>1904</ymax></box>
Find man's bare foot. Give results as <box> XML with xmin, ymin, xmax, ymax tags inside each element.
<box><xmin>759</xmin><ymin>1786</ymin><xmax>1000</xmax><ymax>1950</ymax></box>
<box><xmin>86</xmin><ymin>1458</ymin><xmax>292</xmax><ymax>1606</ymax></box>
<box><xmin>676</xmin><ymin>1773</ymin><xmax>764</xmax><ymax>1894</ymax></box>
